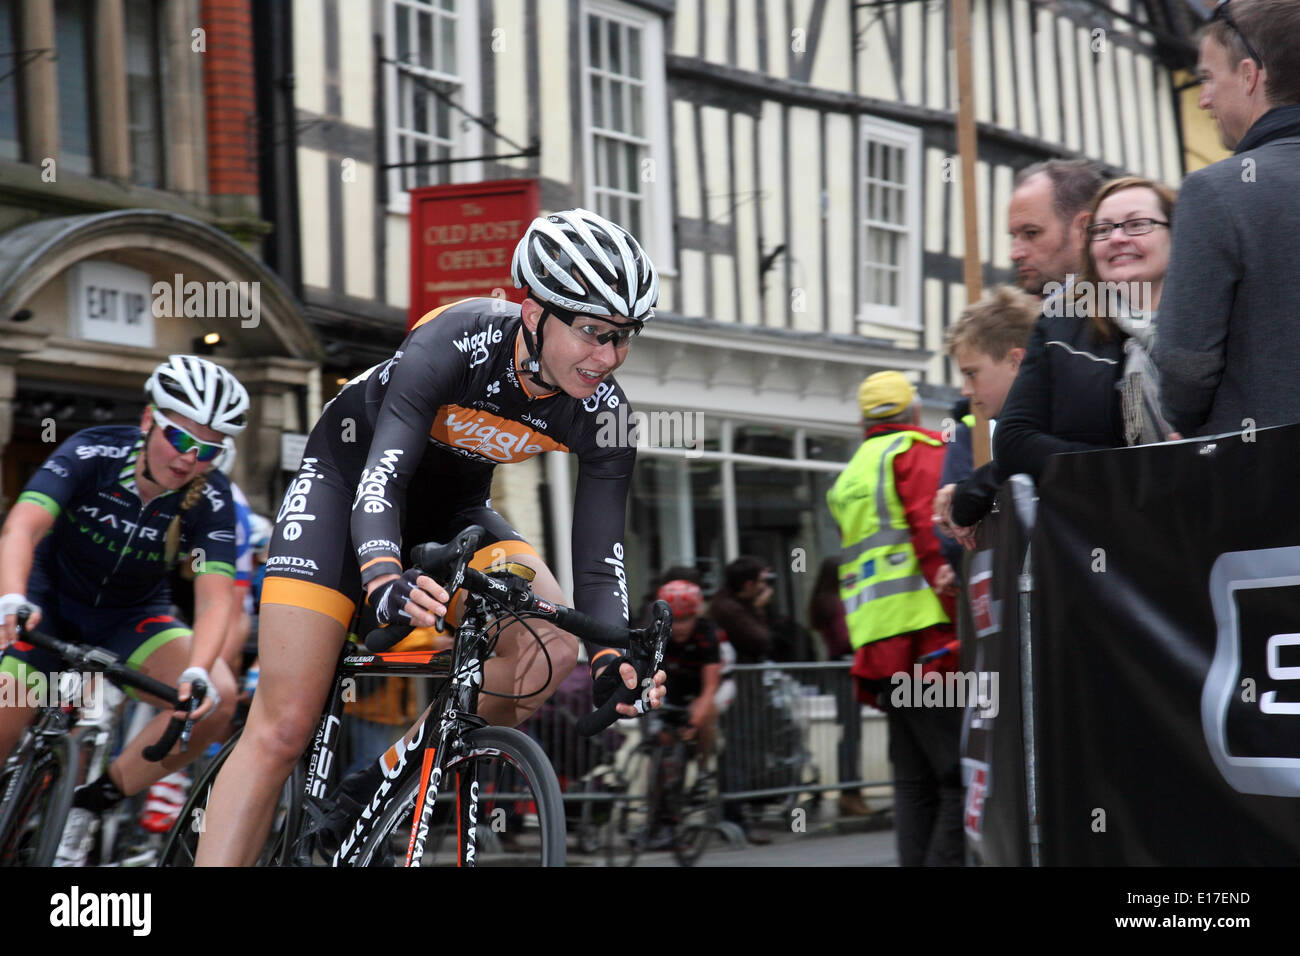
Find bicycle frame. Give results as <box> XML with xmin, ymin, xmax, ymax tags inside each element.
<box><xmin>299</xmin><ymin>594</ymin><xmax>508</xmax><ymax>867</ymax></box>
<box><xmin>405</xmin><ymin>600</ymin><xmax>494</xmax><ymax>868</ymax></box>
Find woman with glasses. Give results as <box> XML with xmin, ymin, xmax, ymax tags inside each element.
<box><xmin>0</xmin><ymin>355</ymin><xmax>247</xmax><ymax>863</ymax></box>
<box><xmin>195</xmin><ymin>209</ymin><xmax>667</xmax><ymax>865</ymax></box>
<box><xmin>945</xmin><ymin>177</ymin><xmax>1177</xmax><ymax>547</ymax></box>
<box><xmin>989</xmin><ymin>177</ymin><xmax>1179</xmax><ymax>483</ymax></box>
<box><xmin>1078</xmin><ymin>177</ymin><xmax>1179</xmax><ymax>445</ymax></box>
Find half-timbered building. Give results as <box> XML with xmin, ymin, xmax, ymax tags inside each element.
<box><xmin>278</xmin><ymin>0</ymin><xmax>1208</xmax><ymax>622</ymax></box>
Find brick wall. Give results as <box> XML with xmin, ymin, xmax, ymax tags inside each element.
<box><xmin>202</xmin><ymin>0</ymin><xmax>258</xmax><ymax>197</ymax></box>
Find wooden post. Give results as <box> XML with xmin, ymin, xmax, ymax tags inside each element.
<box><xmin>953</xmin><ymin>0</ymin><xmax>990</xmax><ymax>467</ymax></box>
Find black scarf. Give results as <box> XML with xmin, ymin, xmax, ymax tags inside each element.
<box><xmin>1235</xmin><ymin>104</ymin><xmax>1300</xmax><ymax>154</ymax></box>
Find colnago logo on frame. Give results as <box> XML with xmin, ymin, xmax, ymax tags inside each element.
<box><xmin>1202</xmin><ymin>547</ymin><xmax>1300</xmax><ymax>797</ymax></box>
<box><xmin>335</xmin><ymin>723</ymin><xmax>425</xmax><ymax>863</ymax></box>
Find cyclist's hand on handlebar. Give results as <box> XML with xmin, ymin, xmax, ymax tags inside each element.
<box><xmin>620</xmin><ymin>664</ymin><xmax>667</xmax><ymax>717</ymax></box>
<box><xmin>177</xmin><ymin>666</ymin><xmax>219</xmax><ymax>722</ymax></box>
<box><xmin>368</xmin><ymin>569</ymin><xmax>451</xmax><ymax>628</ymax></box>
<box><xmin>593</xmin><ymin>659</ymin><xmax>667</xmax><ymax>717</ymax></box>
<box><xmin>0</xmin><ymin>596</ymin><xmax>41</xmax><ymax>650</ymax></box>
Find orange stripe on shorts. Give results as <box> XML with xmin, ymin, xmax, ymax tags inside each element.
<box><xmin>261</xmin><ymin>578</ymin><xmax>356</xmax><ymax>630</ymax></box>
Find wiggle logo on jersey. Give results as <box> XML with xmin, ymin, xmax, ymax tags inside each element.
<box><xmin>582</xmin><ymin>381</ymin><xmax>621</xmax><ymax>413</ymax></box>
<box><xmin>378</xmin><ymin>350</ymin><xmax>404</xmax><ymax>385</ymax></box>
<box><xmin>453</xmin><ymin>326</ymin><xmax>503</xmax><ymax>369</ymax></box>
<box><xmin>353</xmin><ymin>448</ymin><xmax>404</xmax><ymax>514</ymax></box>
<box><xmin>430</xmin><ymin>407</ymin><xmax>568</xmax><ymax>463</ymax></box>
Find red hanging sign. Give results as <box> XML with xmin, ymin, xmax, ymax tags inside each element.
<box><xmin>407</xmin><ymin>179</ymin><xmax>540</xmax><ymax>330</ymax></box>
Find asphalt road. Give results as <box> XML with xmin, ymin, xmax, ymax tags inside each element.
<box><xmin>627</xmin><ymin>826</ymin><xmax>899</xmax><ymax>867</ymax></box>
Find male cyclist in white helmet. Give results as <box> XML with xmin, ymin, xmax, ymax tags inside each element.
<box><xmin>196</xmin><ymin>208</ymin><xmax>668</xmax><ymax>865</ymax></box>
<box><xmin>0</xmin><ymin>355</ymin><xmax>248</xmax><ymax>864</ymax></box>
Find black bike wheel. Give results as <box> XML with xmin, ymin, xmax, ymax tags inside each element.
<box><xmin>604</xmin><ymin>745</ymin><xmax>652</xmax><ymax>867</ymax></box>
<box><xmin>157</xmin><ymin>730</ymin><xmax>300</xmax><ymax>867</ymax></box>
<box><xmin>671</xmin><ymin>747</ymin><xmax>719</xmax><ymax>867</ymax></box>
<box><xmin>0</xmin><ymin>734</ymin><xmax>79</xmax><ymax>866</ymax></box>
<box><xmin>355</xmin><ymin>726</ymin><xmax>566</xmax><ymax>867</ymax></box>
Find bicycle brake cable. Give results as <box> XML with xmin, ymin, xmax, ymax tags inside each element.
<box><xmin>471</xmin><ymin>607</ymin><xmax>555</xmax><ymax>702</ymax></box>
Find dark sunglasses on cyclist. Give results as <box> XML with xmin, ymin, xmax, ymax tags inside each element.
<box><xmin>549</xmin><ymin>309</ymin><xmax>642</xmax><ymax>348</ymax></box>
<box><xmin>150</xmin><ymin>406</ymin><xmax>226</xmax><ymax>462</ymax></box>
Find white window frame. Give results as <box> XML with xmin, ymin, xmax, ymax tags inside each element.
<box><xmin>383</xmin><ymin>0</ymin><xmax>482</xmax><ymax>215</ymax></box>
<box><xmin>856</xmin><ymin>115</ymin><xmax>922</xmax><ymax>330</ymax></box>
<box><xmin>580</xmin><ymin>0</ymin><xmax>676</xmax><ymax>278</ymax></box>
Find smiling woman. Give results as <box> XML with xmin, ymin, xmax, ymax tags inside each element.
<box><xmin>990</xmin><ymin>176</ymin><xmax>1179</xmax><ymax>493</ymax></box>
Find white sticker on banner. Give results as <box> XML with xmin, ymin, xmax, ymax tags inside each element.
<box><xmin>1202</xmin><ymin>547</ymin><xmax>1300</xmax><ymax>797</ymax></box>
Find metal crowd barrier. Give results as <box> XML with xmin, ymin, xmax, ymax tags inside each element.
<box><xmin>518</xmin><ymin>661</ymin><xmax>893</xmax><ymax>807</ymax></box>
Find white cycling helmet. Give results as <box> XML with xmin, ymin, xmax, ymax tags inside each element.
<box><xmin>146</xmin><ymin>355</ymin><xmax>249</xmax><ymax>437</ymax></box>
<box><xmin>511</xmin><ymin>208</ymin><xmax>658</xmax><ymax>323</ymax></box>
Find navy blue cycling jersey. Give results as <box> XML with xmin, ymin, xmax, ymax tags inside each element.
<box><xmin>16</xmin><ymin>425</ymin><xmax>237</xmax><ymax>608</ymax></box>
<box><xmin>340</xmin><ymin>298</ymin><xmax>637</xmax><ymax>627</ymax></box>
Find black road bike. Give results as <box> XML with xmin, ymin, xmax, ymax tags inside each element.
<box><xmin>600</xmin><ymin>704</ymin><xmax>723</xmax><ymax>867</ymax></box>
<box><xmin>160</xmin><ymin>525</ymin><xmax>669</xmax><ymax>867</ymax></box>
<box><xmin>0</xmin><ymin>620</ymin><xmax>199</xmax><ymax>866</ymax></box>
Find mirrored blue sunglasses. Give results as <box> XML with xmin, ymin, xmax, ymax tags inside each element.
<box><xmin>150</xmin><ymin>406</ymin><xmax>225</xmax><ymax>462</ymax></box>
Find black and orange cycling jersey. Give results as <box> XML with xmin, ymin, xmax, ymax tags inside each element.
<box><xmin>264</xmin><ymin>299</ymin><xmax>636</xmax><ymax>642</ymax></box>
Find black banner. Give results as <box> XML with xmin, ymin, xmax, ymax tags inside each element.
<box><xmin>960</xmin><ymin>478</ymin><xmax>1033</xmax><ymax>866</ymax></box>
<box><xmin>1032</xmin><ymin>423</ymin><xmax>1300</xmax><ymax>864</ymax></box>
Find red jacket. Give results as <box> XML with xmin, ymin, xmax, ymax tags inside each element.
<box><xmin>845</xmin><ymin>424</ymin><xmax>957</xmax><ymax>705</ymax></box>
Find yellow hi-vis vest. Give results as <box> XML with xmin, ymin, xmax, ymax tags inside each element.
<box><xmin>827</xmin><ymin>429</ymin><xmax>950</xmax><ymax>649</ymax></box>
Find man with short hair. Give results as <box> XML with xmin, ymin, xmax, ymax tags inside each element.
<box><xmin>1008</xmin><ymin>159</ymin><xmax>1102</xmax><ymax>298</ymax></box>
<box><xmin>827</xmin><ymin>371</ymin><xmax>962</xmax><ymax>866</ymax></box>
<box><xmin>708</xmin><ymin>556</ymin><xmax>773</xmax><ymax>665</ymax></box>
<box><xmin>1154</xmin><ymin>0</ymin><xmax>1300</xmax><ymax>436</ymax></box>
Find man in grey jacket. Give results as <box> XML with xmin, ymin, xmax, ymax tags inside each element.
<box><xmin>1154</xmin><ymin>0</ymin><xmax>1300</xmax><ymax>436</ymax></box>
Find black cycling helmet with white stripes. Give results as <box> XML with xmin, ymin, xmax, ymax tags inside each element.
<box><xmin>145</xmin><ymin>354</ymin><xmax>249</xmax><ymax>437</ymax></box>
<box><xmin>511</xmin><ymin>208</ymin><xmax>659</xmax><ymax>324</ymax></box>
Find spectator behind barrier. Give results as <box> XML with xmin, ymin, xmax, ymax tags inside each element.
<box><xmin>709</xmin><ymin>556</ymin><xmax>773</xmax><ymax>665</ymax></box>
<box><xmin>1008</xmin><ymin>159</ymin><xmax>1102</xmax><ymax>298</ymax></box>
<box><xmin>932</xmin><ymin>286</ymin><xmax>1038</xmax><ymax>561</ymax></box>
<box><xmin>1077</xmin><ymin>177</ymin><xmax>1178</xmax><ymax>446</ymax></box>
<box><xmin>1154</xmin><ymin>0</ymin><xmax>1300</xmax><ymax>436</ymax></box>
<box><xmin>986</xmin><ymin>178</ymin><xmax>1179</xmax><ymax>529</ymax></box>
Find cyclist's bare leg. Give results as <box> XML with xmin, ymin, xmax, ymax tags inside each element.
<box><xmin>476</xmin><ymin>553</ymin><xmax>579</xmax><ymax>727</ymax></box>
<box><xmin>0</xmin><ymin>671</ymin><xmax>37</xmax><ymax>764</ymax></box>
<box><xmin>694</xmin><ymin>702</ymin><xmax>718</xmax><ymax>759</ymax></box>
<box><xmin>194</xmin><ymin>604</ymin><xmax>346</xmax><ymax>866</ymax></box>
<box><xmin>108</xmin><ymin>635</ymin><xmax>238</xmax><ymax>793</ymax></box>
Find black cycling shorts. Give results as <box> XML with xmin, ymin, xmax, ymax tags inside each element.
<box><xmin>262</xmin><ymin>385</ymin><xmax>536</xmax><ymax>630</ymax></box>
